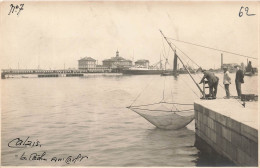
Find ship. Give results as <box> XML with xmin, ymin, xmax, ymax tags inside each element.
<box><xmin>244</xmin><ymin>61</ymin><xmax>258</xmax><ymax>76</ymax></box>
<box><xmin>122</xmin><ymin>60</ymin><xmax>164</xmax><ymax>75</ymax></box>
<box><xmin>122</xmin><ymin>67</ymin><xmax>164</xmax><ymax>75</ymax></box>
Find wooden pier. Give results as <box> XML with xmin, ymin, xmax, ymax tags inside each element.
<box><xmin>1</xmin><ymin>68</ymin><xmax>111</xmax><ymax>79</ymax></box>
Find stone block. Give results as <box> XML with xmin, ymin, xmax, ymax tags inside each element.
<box><xmin>203</xmin><ymin>115</ymin><xmax>208</xmax><ymax>125</ymax></box>
<box><xmin>205</xmin><ymin>126</ymin><xmax>210</xmax><ymax>138</ymax></box>
<box><xmin>231</xmin><ymin>131</ymin><xmax>242</xmax><ymax>148</ymax></box>
<box><xmin>241</xmin><ymin>136</ymin><xmax>251</xmax><ymax>156</ymax></box>
<box><xmin>196</xmin><ymin>104</ymin><xmax>204</xmax><ymax>113</ymax></box>
<box><xmin>225</xmin><ymin>140</ymin><xmax>237</xmax><ymax>161</ymax></box>
<box><xmin>208</xmin><ymin>110</ymin><xmax>216</xmax><ymax>120</ymax></box>
<box><xmin>221</xmin><ymin>138</ymin><xmax>228</xmax><ymax>153</ymax></box>
<box><xmin>212</xmin><ymin>120</ymin><xmax>217</xmax><ymax>132</ymax></box>
<box><xmin>215</xmin><ymin>113</ymin><xmax>227</xmax><ymax>126</ymax></box>
<box><xmin>215</xmin><ymin>121</ymin><xmax>222</xmax><ymax>136</ymax></box>
<box><xmin>216</xmin><ymin>133</ymin><xmax>222</xmax><ymax>147</ymax></box>
<box><xmin>249</xmin><ymin>158</ymin><xmax>258</xmax><ymax>167</ymax></box>
<box><xmin>195</xmin><ymin>110</ymin><xmax>198</xmax><ymax>120</ymax></box>
<box><xmin>196</xmin><ymin>121</ymin><xmax>201</xmax><ymax>130</ymax></box>
<box><xmin>194</xmin><ymin>103</ymin><xmax>200</xmax><ymax>111</ymax></box>
<box><xmin>241</xmin><ymin>124</ymin><xmax>258</xmax><ymax>143</ymax></box>
<box><xmin>237</xmin><ymin>148</ymin><xmax>246</xmax><ymax>166</ymax></box>
<box><xmin>222</xmin><ymin>126</ymin><xmax>231</xmax><ymax>142</ymax></box>
<box><xmin>226</xmin><ymin>118</ymin><xmax>241</xmax><ymax>134</ymax></box>
<box><xmin>210</xmin><ymin>129</ymin><xmax>217</xmax><ymax>143</ymax></box>
<box><xmin>198</xmin><ymin>112</ymin><xmax>202</xmax><ymax>122</ymax></box>
<box><xmin>250</xmin><ymin>140</ymin><xmax>258</xmax><ymax>161</ymax></box>
<box><xmin>204</xmin><ymin>107</ymin><xmax>209</xmax><ymax>116</ymax></box>
<box><xmin>237</xmin><ymin>148</ymin><xmax>257</xmax><ymax>166</ymax></box>
<box><xmin>199</xmin><ymin>112</ymin><xmax>203</xmax><ymax>121</ymax></box>
<box><xmin>208</xmin><ymin>117</ymin><xmax>215</xmax><ymax>130</ymax></box>
<box><xmin>201</xmin><ymin>132</ymin><xmax>207</xmax><ymax>142</ymax></box>
<box><xmin>201</xmin><ymin>122</ymin><xmax>206</xmax><ymax>134</ymax></box>
<box><xmin>195</xmin><ymin>130</ymin><xmax>201</xmax><ymax>137</ymax></box>
<box><xmin>197</xmin><ymin>112</ymin><xmax>200</xmax><ymax>121</ymax></box>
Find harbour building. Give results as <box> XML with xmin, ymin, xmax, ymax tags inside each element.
<box><xmin>78</xmin><ymin>57</ymin><xmax>96</xmax><ymax>70</ymax></box>
<box><xmin>135</xmin><ymin>59</ymin><xmax>149</xmax><ymax>68</ymax></box>
<box><xmin>102</xmin><ymin>50</ymin><xmax>132</xmax><ymax>72</ymax></box>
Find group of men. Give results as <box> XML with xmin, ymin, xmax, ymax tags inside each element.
<box><xmin>199</xmin><ymin>65</ymin><xmax>244</xmax><ymax>99</ymax></box>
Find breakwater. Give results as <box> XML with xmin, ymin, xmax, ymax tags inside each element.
<box><xmin>194</xmin><ymin>99</ymin><xmax>258</xmax><ymax>166</ymax></box>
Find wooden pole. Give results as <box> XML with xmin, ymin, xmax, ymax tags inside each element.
<box><xmin>159</xmin><ymin>30</ymin><xmax>203</xmax><ymax>95</ymax></box>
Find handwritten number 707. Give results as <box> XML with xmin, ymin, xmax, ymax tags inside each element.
<box><xmin>239</xmin><ymin>6</ymin><xmax>256</xmax><ymax>17</ymax></box>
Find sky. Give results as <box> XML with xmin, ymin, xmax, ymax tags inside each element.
<box><xmin>0</xmin><ymin>1</ymin><xmax>259</xmax><ymax>70</ymax></box>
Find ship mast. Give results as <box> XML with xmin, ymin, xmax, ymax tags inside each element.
<box><xmin>159</xmin><ymin>30</ymin><xmax>203</xmax><ymax>95</ymax></box>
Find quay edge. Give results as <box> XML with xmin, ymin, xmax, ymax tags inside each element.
<box><xmin>194</xmin><ymin>99</ymin><xmax>258</xmax><ymax>166</ymax></box>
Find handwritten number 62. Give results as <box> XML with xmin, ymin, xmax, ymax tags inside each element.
<box><xmin>239</xmin><ymin>6</ymin><xmax>256</xmax><ymax>17</ymax></box>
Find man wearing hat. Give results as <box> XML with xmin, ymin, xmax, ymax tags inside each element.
<box><xmin>235</xmin><ymin>65</ymin><xmax>244</xmax><ymax>98</ymax></box>
<box><xmin>223</xmin><ymin>66</ymin><xmax>231</xmax><ymax>99</ymax></box>
<box><xmin>199</xmin><ymin>69</ymin><xmax>219</xmax><ymax>99</ymax></box>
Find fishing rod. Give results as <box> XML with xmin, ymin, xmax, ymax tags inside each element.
<box><xmin>159</xmin><ymin>30</ymin><xmax>204</xmax><ymax>95</ymax></box>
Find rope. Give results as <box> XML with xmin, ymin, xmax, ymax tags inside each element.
<box><xmin>169</xmin><ymin>41</ymin><xmax>201</xmax><ymax>68</ymax></box>
<box><xmin>179</xmin><ymin>75</ymin><xmax>200</xmax><ymax>98</ymax></box>
<box><xmin>130</xmin><ymin>107</ymin><xmax>194</xmax><ymax>113</ymax></box>
<box><xmin>161</xmin><ymin>76</ymin><xmax>166</xmax><ymax>102</ymax></box>
<box><xmin>167</xmin><ymin>37</ymin><xmax>257</xmax><ymax>60</ymax></box>
<box><xmin>167</xmin><ymin>45</ymin><xmax>171</xmax><ymax>59</ymax></box>
<box><xmin>129</xmin><ymin>77</ymin><xmax>155</xmax><ymax>107</ymax></box>
<box><xmin>130</xmin><ymin>102</ymin><xmax>193</xmax><ymax>108</ymax></box>
<box><xmin>161</xmin><ymin>36</ymin><xmax>167</xmax><ymax>59</ymax></box>
<box><xmin>170</xmin><ymin>90</ymin><xmax>179</xmax><ymax>113</ymax></box>
<box><xmin>130</xmin><ymin>102</ymin><xmax>162</xmax><ymax>108</ymax></box>
<box><xmin>161</xmin><ymin>102</ymin><xmax>193</xmax><ymax>105</ymax></box>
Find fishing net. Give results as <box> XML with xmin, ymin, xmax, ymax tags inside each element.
<box><xmin>129</xmin><ymin>102</ymin><xmax>194</xmax><ymax>130</ymax></box>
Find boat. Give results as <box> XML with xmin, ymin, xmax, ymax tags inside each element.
<box><xmin>161</xmin><ymin>51</ymin><xmax>179</xmax><ymax>76</ymax></box>
<box><xmin>161</xmin><ymin>71</ymin><xmax>174</xmax><ymax>76</ymax></box>
<box><xmin>244</xmin><ymin>61</ymin><xmax>258</xmax><ymax>76</ymax></box>
<box><xmin>244</xmin><ymin>71</ymin><xmax>257</xmax><ymax>76</ymax></box>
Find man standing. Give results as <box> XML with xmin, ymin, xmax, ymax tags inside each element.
<box><xmin>199</xmin><ymin>70</ymin><xmax>219</xmax><ymax>99</ymax></box>
<box><xmin>223</xmin><ymin>67</ymin><xmax>231</xmax><ymax>99</ymax></box>
<box><xmin>235</xmin><ymin>65</ymin><xmax>244</xmax><ymax>98</ymax></box>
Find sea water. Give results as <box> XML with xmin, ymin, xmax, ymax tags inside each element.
<box><xmin>1</xmin><ymin>73</ymin><xmax>257</xmax><ymax>166</ymax></box>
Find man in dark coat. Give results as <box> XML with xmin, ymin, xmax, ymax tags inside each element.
<box><xmin>235</xmin><ymin>65</ymin><xmax>244</xmax><ymax>98</ymax></box>
<box><xmin>199</xmin><ymin>70</ymin><xmax>219</xmax><ymax>99</ymax></box>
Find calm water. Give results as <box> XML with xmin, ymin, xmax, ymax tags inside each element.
<box><xmin>1</xmin><ymin>73</ymin><xmax>257</xmax><ymax>166</ymax></box>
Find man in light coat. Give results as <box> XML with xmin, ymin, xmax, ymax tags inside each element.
<box><xmin>223</xmin><ymin>67</ymin><xmax>231</xmax><ymax>99</ymax></box>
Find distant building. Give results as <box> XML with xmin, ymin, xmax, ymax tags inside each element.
<box><xmin>222</xmin><ymin>63</ymin><xmax>238</xmax><ymax>72</ymax></box>
<box><xmin>102</xmin><ymin>50</ymin><xmax>132</xmax><ymax>71</ymax></box>
<box><xmin>78</xmin><ymin>57</ymin><xmax>96</xmax><ymax>70</ymax></box>
<box><xmin>135</xmin><ymin>59</ymin><xmax>149</xmax><ymax>68</ymax></box>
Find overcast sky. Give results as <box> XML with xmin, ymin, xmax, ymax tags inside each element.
<box><xmin>0</xmin><ymin>1</ymin><xmax>258</xmax><ymax>70</ymax></box>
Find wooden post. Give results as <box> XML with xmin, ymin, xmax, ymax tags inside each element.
<box><xmin>159</xmin><ymin>30</ymin><xmax>204</xmax><ymax>95</ymax></box>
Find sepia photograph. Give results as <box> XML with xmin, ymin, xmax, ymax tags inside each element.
<box><xmin>0</xmin><ymin>1</ymin><xmax>259</xmax><ymax>167</ymax></box>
